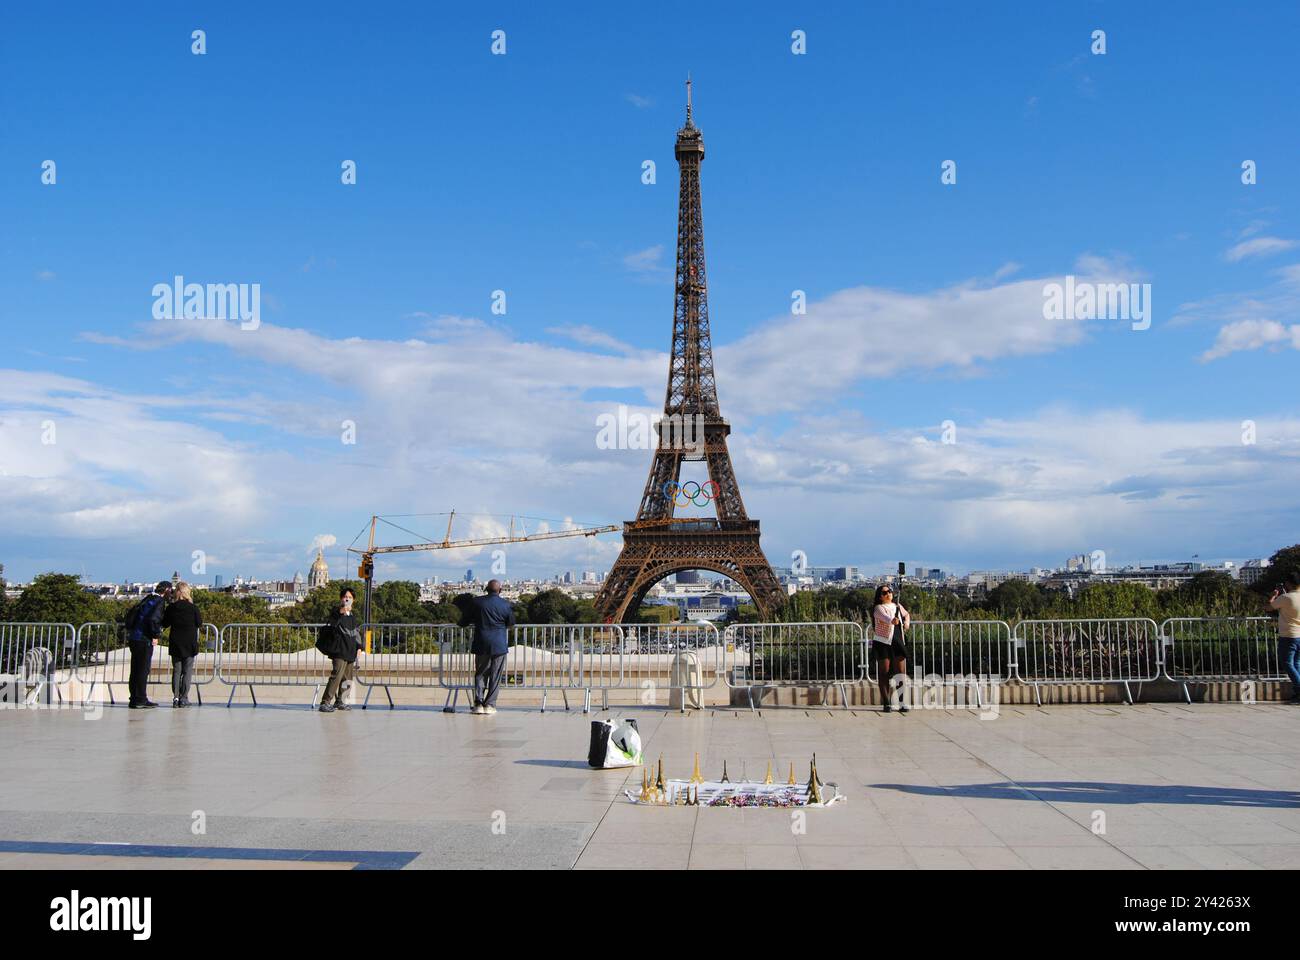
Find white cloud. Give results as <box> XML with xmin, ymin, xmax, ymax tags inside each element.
<box><xmin>1201</xmin><ymin>319</ymin><xmax>1300</xmax><ymax>361</ymax></box>
<box><xmin>1224</xmin><ymin>236</ymin><xmax>1296</xmax><ymax>262</ymax></box>
<box><xmin>1178</xmin><ymin>261</ymin><xmax>1300</xmax><ymax>358</ymax></box>
<box><xmin>0</xmin><ymin>371</ymin><xmax>262</xmax><ymax>544</ymax></box>
<box><xmin>309</xmin><ymin>534</ymin><xmax>337</xmax><ymax>555</ymax></box>
<box><xmin>622</xmin><ymin>244</ymin><xmax>666</xmax><ymax>275</ymax></box>
<box><xmin>17</xmin><ymin>253</ymin><xmax>1289</xmax><ymax>580</ymax></box>
<box><xmin>545</xmin><ymin>325</ymin><xmax>640</xmax><ymax>355</ymax></box>
<box><xmin>4</xmin><ymin>354</ymin><xmax>1296</xmax><ymax>579</ymax></box>
<box><xmin>734</xmin><ymin>409</ymin><xmax>1300</xmax><ymax>567</ymax></box>
<box><xmin>721</xmin><ymin>256</ymin><xmax>1140</xmax><ymax>416</ymax></box>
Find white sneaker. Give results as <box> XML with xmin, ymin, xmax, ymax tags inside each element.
<box><xmin>470</xmin><ymin>704</ymin><xmax>485</xmax><ymax>715</ymax></box>
<box><xmin>484</xmin><ymin>706</ymin><xmax>497</xmax><ymax>715</ymax></box>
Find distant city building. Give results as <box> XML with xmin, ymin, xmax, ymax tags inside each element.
<box><xmin>308</xmin><ymin>548</ymin><xmax>330</xmax><ymax>590</ymax></box>
<box><xmin>676</xmin><ymin>570</ymin><xmax>701</xmax><ymax>585</ymax></box>
<box><xmin>214</xmin><ymin>574</ymin><xmax>224</xmax><ymax>589</ymax></box>
<box><xmin>1239</xmin><ymin>559</ymin><xmax>1270</xmax><ymax>587</ymax></box>
<box><xmin>674</xmin><ymin>592</ymin><xmax>733</xmax><ymax>621</ymax></box>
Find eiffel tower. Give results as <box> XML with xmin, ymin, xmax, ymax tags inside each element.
<box><xmin>595</xmin><ymin>80</ymin><xmax>785</xmax><ymax>623</ymax></box>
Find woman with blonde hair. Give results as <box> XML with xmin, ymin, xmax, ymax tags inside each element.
<box><xmin>162</xmin><ymin>580</ymin><xmax>202</xmax><ymax>707</ymax></box>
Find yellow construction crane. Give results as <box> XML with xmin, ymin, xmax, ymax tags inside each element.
<box><xmin>348</xmin><ymin>511</ymin><xmax>619</xmax><ymax>635</ymax></box>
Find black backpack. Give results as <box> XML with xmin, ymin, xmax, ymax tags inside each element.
<box><xmin>123</xmin><ymin>596</ymin><xmax>158</xmax><ymax>636</ymax></box>
<box><xmin>315</xmin><ymin>623</ymin><xmax>337</xmax><ymax>658</ymax></box>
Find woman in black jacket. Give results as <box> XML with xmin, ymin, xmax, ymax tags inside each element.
<box><xmin>319</xmin><ymin>587</ymin><xmax>362</xmax><ymax>713</ymax></box>
<box><xmin>162</xmin><ymin>581</ymin><xmax>203</xmax><ymax>707</ymax></box>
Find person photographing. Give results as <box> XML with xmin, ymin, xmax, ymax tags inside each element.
<box><xmin>1269</xmin><ymin>578</ymin><xmax>1300</xmax><ymax>703</ymax></box>
<box><xmin>317</xmin><ymin>587</ymin><xmax>362</xmax><ymax>713</ymax></box>
<box><xmin>870</xmin><ymin>585</ymin><xmax>911</xmax><ymax>713</ymax></box>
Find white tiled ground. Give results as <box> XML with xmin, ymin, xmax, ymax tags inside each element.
<box><xmin>1</xmin><ymin>702</ymin><xmax>1296</xmax><ymax>869</ymax></box>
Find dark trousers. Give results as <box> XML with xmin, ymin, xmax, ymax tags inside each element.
<box><xmin>128</xmin><ymin>641</ymin><xmax>154</xmax><ymax>704</ymax></box>
<box><xmin>171</xmin><ymin>656</ymin><xmax>195</xmax><ymax>703</ymax></box>
<box><xmin>474</xmin><ymin>653</ymin><xmax>507</xmax><ymax>707</ymax></box>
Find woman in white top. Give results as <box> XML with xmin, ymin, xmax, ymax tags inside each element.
<box><xmin>870</xmin><ymin>585</ymin><xmax>911</xmax><ymax>712</ymax></box>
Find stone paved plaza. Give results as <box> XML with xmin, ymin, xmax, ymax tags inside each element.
<box><xmin>2</xmin><ymin>702</ymin><xmax>1298</xmax><ymax>869</ymax></box>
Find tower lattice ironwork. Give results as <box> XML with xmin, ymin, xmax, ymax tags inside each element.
<box><xmin>595</xmin><ymin>80</ymin><xmax>785</xmax><ymax>623</ymax></box>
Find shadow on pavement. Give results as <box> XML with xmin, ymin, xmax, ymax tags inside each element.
<box><xmin>870</xmin><ymin>781</ymin><xmax>1300</xmax><ymax>808</ymax></box>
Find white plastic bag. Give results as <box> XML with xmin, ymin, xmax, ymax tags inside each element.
<box><xmin>588</xmin><ymin>718</ymin><xmax>643</xmax><ymax>768</ymax></box>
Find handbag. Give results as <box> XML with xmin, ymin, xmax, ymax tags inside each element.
<box><xmin>891</xmin><ymin>602</ymin><xmax>908</xmax><ymax>647</ymax></box>
<box><xmin>315</xmin><ymin>623</ymin><xmax>339</xmax><ymax>658</ymax></box>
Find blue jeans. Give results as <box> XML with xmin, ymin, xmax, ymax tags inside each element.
<box><xmin>1279</xmin><ymin>637</ymin><xmax>1300</xmax><ymax>696</ymax></box>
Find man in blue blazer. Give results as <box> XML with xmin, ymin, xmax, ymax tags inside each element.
<box><xmin>465</xmin><ymin>580</ymin><xmax>516</xmax><ymax>715</ymax></box>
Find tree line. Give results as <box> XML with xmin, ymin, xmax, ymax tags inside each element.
<box><xmin>0</xmin><ymin>575</ymin><xmax>666</xmax><ymax>630</ymax></box>
<box><xmin>773</xmin><ymin>544</ymin><xmax>1300</xmax><ymax>626</ymax></box>
<box><xmin>2</xmin><ymin>544</ymin><xmax>1295</xmax><ymax>629</ymax></box>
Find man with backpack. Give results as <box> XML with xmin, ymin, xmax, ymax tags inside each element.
<box><xmin>125</xmin><ymin>581</ymin><xmax>172</xmax><ymax>709</ymax></box>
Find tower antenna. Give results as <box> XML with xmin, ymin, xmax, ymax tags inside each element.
<box><xmin>685</xmin><ymin>73</ymin><xmax>693</xmax><ymax>124</ymax></box>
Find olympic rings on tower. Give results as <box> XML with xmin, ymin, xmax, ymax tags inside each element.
<box><xmin>663</xmin><ymin>480</ymin><xmax>720</xmax><ymax>508</ymax></box>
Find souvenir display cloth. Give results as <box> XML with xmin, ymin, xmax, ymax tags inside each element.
<box><xmin>624</xmin><ymin>779</ymin><xmax>843</xmax><ymax>807</ymax></box>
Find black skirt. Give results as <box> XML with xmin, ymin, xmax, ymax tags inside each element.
<box><xmin>870</xmin><ymin>637</ymin><xmax>910</xmax><ymax>661</ymax></box>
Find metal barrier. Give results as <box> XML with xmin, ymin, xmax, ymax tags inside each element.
<box><xmin>615</xmin><ymin>621</ymin><xmax>722</xmax><ymax>711</ymax></box>
<box><xmin>3</xmin><ymin>617</ymin><xmax>1284</xmax><ymax>713</ymax></box>
<box><xmin>74</xmin><ymin>622</ymin><xmax>218</xmax><ymax>704</ymax></box>
<box><xmin>355</xmin><ymin>623</ymin><xmax>448</xmax><ymax>708</ymax></box>
<box><xmin>0</xmin><ymin>623</ymin><xmax>75</xmax><ymax>706</ymax></box>
<box><xmin>508</xmin><ymin>624</ymin><xmax>583</xmax><ymax>696</ymax></box>
<box><xmin>436</xmin><ymin>622</ymin><xmax>718</xmax><ymax>713</ymax></box>
<box><xmin>724</xmin><ymin>622</ymin><xmax>864</xmax><ymax>711</ymax></box>
<box><xmin>568</xmin><ymin>624</ymin><xmax>627</xmax><ymax>707</ymax></box>
<box><xmin>217</xmin><ymin>623</ymin><xmax>331</xmax><ymax>707</ymax></box>
<box><xmin>1012</xmin><ymin>618</ymin><xmax>1161</xmax><ymax>704</ymax></box>
<box><xmin>902</xmin><ymin>620</ymin><xmax>1013</xmax><ymax>707</ymax></box>
<box><xmin>1161</xmin><ymin>617</ymin><xmax>1283</xmax><ymax>700</ymax></box>
<box><xmin>433</xmin><ymin>626</ymin><xmax>476</xmax><ymax>712</ymax></box>
<box><xmin>438</xmin><ymin>624</ymin><xmax>626</xmax><ymax>714</ymax></box>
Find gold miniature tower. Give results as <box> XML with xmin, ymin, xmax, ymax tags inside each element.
<box><xmin>787</xmin><ymin>762</ymin><xmax>796</xmax><ymax>785</ymax></box>
<box><xmin>764</xmin><ymin>761</ymin><xmax>774</xmax><ymax>785</ymax></box>
<box><xmin>690</xmin><ymin>752</ymin><xmax>704</xmax><ymax>784</ymax></box>
<box><xmin>639</xmin><ymin>766</ymin><xmax>651</xmax><ymax>803</ymax></box>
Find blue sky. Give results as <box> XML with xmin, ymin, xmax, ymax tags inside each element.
<box><xmin>2</xmin><ymin>1</ymin><xmax>1298</xmax><ymax>585</ymax></box>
